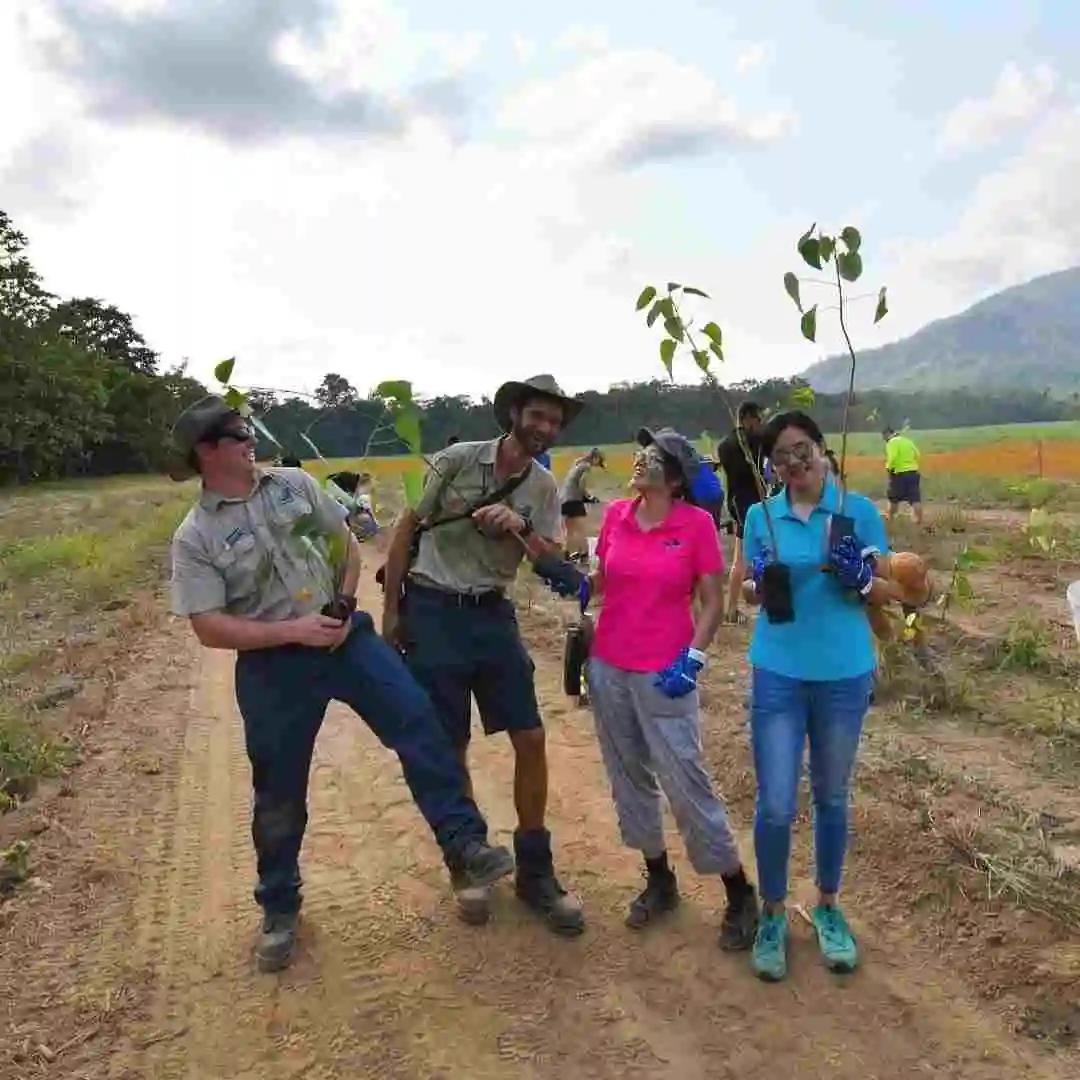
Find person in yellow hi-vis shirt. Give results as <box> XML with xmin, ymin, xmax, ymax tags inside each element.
<box><xmin>883</xmin><ymin>427</ymin><xmax>922</xmax><ymax>525</ymax></box>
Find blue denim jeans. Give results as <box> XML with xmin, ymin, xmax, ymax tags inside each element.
<box><xmin>749</xmin><ymin>667</ymin><xmax>874</xmax><ymax>904</ymax></box>
<box><xmin>234</xmin><ymin>611</ymin><xmax>488</xmax><ymax>915</ymax></box>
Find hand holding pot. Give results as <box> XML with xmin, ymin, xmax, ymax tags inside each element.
<box><xmin>829</xmin><ymin>535</ymin><xmax>875</xmax><ymax>596</ymax></box>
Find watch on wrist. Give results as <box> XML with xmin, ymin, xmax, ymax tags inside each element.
<box><xmin>519</xmin><ymin>516</ymin><xmax>534</xmax><ymax>538</ymax></box>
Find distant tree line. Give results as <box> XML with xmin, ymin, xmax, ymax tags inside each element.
<box><xmin>0</xmin><ymin>209</ymin><xmax>205</xmax><ymax>483</ymax></box>
<box><xmin>2</xmin><ymin>207</ymin><xmax>1076</xmax><ymax>484</ymax></box>
<box><xmin>252</xmin><ymin>374</ymin><xmax>1077</xmax><ymax>461</ymax></box>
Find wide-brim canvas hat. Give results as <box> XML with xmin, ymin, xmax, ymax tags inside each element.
<box><xmin>166</xmin><ymin>394</ymin><xmax>240</xmax><ymax>481</ymax></box>
<box><xmin>636</xmin><ymin>426</ymin><xmax>722</xmax><ymax>507</ymax></box>
<box><xmin>493</xmin><ymin>374</ymin><xmax>585</xmax><ymax>434</ymax></box>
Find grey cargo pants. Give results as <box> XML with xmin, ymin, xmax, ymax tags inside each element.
<box><xmin>587</xmin><ymin>657</ymin><xmax>741</xmax><ymax>875</ymax></box>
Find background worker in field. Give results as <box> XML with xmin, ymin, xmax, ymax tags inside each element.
<box><xmin>883</xmin><ymin>426</ymin><xmax>923</xmax><ymax>525</ymax></box>
<box><xmin>559</xmin><ymin>447</ymin><xmax>605</xmax><ymax>560</ymax></box>
<box><xmin>380</xmin><ymin>375</ymin><xmax>586</xmax><ymax>936</ymax></box>
<box><xmin>716</xmin><ymin>401</ymin><xmax>766</xmax><ymax>623</ymax></box>
<box><xmin>167</xmin><ymin>397</ymin><xmax>514</xmax><ymax>973</ymax></box>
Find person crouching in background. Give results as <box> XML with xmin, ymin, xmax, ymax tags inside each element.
<box><xmin>559</xmin><ymin>447</ymin><xmax>605</xmax><ymax>560</ymax></box>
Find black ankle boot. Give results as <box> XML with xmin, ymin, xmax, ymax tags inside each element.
<box><xmin>626</xmin><ymin>854</ymin><xmax>680</xmax><ymax>930</ymax></box>
<box><xmin>513</xmin><ymin>828</ymin><xmax>585</xmax><ymax>936</ymax></box>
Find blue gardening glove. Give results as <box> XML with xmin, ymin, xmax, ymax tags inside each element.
<box><xmin>654</xmin><ymin>647</ymin><xmax>707</xmax><ymax>699</ymax></box>
<box><xmin>829</xmin><ymin>535</ymin><xmax>875</xmax><ymax>595</ymax></box>
<box><xmin>532</xmin><ymin>552</ymin><xmax>589</xmax><ymax>605</ymax></box>
<box><xmin>749</xmin><ymin>555</ymin><xmax>768</xmax><ymax>594</ymax></box>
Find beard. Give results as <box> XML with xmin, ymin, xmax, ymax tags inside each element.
<box><xmin>511</xmin><ymin>420</ymin><xmax>553</xmax><ymax>456</ymax></box>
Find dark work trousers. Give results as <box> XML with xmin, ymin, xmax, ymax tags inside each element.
<box><xmin>234</xmin><ymin>611</ymin><xmax>487</xmax><ymax>915</ymax></box>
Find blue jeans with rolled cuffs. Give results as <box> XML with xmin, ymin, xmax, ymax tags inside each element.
<box><xmin>234</xmin><ymin>611</ymin><xmax>488</xmax><ymax>915</ymax></box>
<box><xmin>749</xmin><ymin>667</ymin><xmax>874</xmax><ymax>904</ymax></box>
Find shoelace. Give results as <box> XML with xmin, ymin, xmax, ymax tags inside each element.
<box><xmin>758</xmin><ymin>917</ymin><xmax>784</xmax><ymax>946</ymax></box>
<box><xmin>817</xmin><ymin>908</ymin><xmax>849</xmax><ymax>947</ymax></box>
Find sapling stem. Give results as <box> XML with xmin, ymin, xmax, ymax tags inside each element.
<box><xmin>667</xmin><ymin>294</ymin><xmax>781</xmax><ymax>557</ymax></box>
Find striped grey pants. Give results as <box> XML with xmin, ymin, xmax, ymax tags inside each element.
<box><xmin>587</xmin><ymin>657</ymin><xmax>742</xmax><ymax>875</ymax></box>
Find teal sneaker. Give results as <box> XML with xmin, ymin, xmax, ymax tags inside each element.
<box><xmin>750</xmin><ymin>911</ymin><xmax>789</xmax><ymax>982</ymax></box>
<box><xmin>811</xmin><ymin>904</ymin><xmax>859</xmax><ymax>973</ymax></box>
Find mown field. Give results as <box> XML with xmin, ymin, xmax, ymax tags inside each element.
<box><xmin>2</xmin><ymin>428</ymin><xmax>1080</xmax><ymax>1063</ymax></box>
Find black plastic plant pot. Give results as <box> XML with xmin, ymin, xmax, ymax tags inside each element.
<box><xmin>321</xmin><ymin>595</ymin><xmax>357</xmax><ymax>623</ymax></box>
<box><xmin>563</xmin><ymin>624</ymin><xmax>587</xmax><ymax>696</ymax></box>
<box><xmin>761</xmin><ymin>563</ymin><xmax>795</xmax><ymax>624</ymax></box>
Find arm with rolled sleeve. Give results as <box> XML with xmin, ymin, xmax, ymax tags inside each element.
<box><xmin>518</xmin><ymin>472</ymin><xmax>564</xmax><ymax>560</ymax></box>
<box><xmin>171</xmin><ymin>530</ymin><xmax>302</xmax><ymax>650</ymax></box>
<box><xmin>854</xmin><ymin>494</ymin><xmax>890</xmax><ymax>558</ymax></box>
<box><xmin>170</xmin><ymin>532</ymin><xmax>226</xmax><ymax>618</ymax></box>
<box><xmin>853</xmin><ymin>495</ymin><xmax>895</xmax><ymax>607</ymax></box>
<box><xmin>382</xmin><ymin>447</ymin><xmax>465</xmax><ymax>617</ymax></box>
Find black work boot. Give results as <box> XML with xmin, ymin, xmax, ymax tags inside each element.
<box><xmin>256</xmin><ymin>911</ymin><xmax>299</xmax><ymax>973</ymax></box>
<box><xmin>626</xmin><ymin>854</ymin><xmax>680</xmax><ymax>929</ymax></box>
<box><xmin>450</xmin><ymin>838</ymin><xmax>515</xmax><ymax>888</ymax></box>
<box><xmin>445</xmin><ymin>839</ymin><xmax>515</xmax><ymax>926</ymax></box>
<box><xmin>514</xmin><ymin>828</ymin><xmax>585</xmax><ymax>936</ymax></box>
<box><xmin>719</xmin><ymin>875</ymin><xmax>760</xmax><ymax>952</ymax></box>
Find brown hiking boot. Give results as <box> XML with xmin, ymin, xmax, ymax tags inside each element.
<box><xmin>256</xmin><ymin>911</ymin><xmax>299</xmax><ymax>973</ymax></box>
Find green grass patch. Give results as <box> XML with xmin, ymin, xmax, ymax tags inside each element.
<box><xmin>0</xmin><ymin>713</ymin><xmax>73</xmax><ymax>810</ymax></box>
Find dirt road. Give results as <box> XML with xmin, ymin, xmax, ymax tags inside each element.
<box><xmin>1</xmin><ymin>571</ymin><xmax>1074</xmax><ymax>1079</ymax></box>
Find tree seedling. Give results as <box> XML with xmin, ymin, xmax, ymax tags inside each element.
<box><xmin>782</xmin><ymin>223</ymin><xmax>888</xmax><ymax>490</ymax></box>
<box><xmin>634</xmin><ymin>282</ymin><xmax>793</xmax><ymax>622</ymax></box>
<box><xmin>210</xmin><ymin>359</ymin><xmax>350</xmax><ymax>613</ymax></box>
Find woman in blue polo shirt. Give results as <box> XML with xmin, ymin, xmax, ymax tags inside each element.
<box><xmin>741</xmin><ymin>411</ymin><xmax>890</xmax><ymax>983</ymax></box>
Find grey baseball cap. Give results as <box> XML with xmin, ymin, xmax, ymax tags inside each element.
<box><xmin>636</xmin><ymin>426</ymin><xmax>706</xmax><ymax>490</ymax></box>
<box><xmin>166</xmin><ymin>395</ymin><xmax>242</xmax><ymax>481</ymax></box>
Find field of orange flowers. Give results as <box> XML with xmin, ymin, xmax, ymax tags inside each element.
<box><xmin>316</xmin><ymin>438</ymin><xmax>1080</xmax><ymax>487</ymax></box>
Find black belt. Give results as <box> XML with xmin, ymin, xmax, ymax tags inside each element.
<box><xmin>406</xmin><ymin>580</ymin><xmax>506</xmax><ymax>609</ymax></box>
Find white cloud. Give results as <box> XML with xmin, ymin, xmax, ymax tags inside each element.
<box><xmin>497</xmin><ymin>49</ymin><xmax>796</xmax><ymax>170</ymax></box>
<box><xmin>511</xmin><ymin>34</ymin><xmax>537</xmax><ymax>64</ymax></box>
<box><xmin>938</xmin><ymin>62</ymin><xmax>1058</xmax><ymax>153</ymax></box>
<box><xmin>0</xmin><ymin>2</ymin><xmax>815</xmax><ymax>405</ymax></box>
<box><xmin>735</xmin><ymin>42</ymin><xmax>772</xmax><ymax>75</ymax></box>
<box><xmin>556</xmin><ymin>24</ymin><xmax>610</xmax><ymax>54</ymax></box>
<box><xmin>888</xmin><ymin>100</ymin><xmax>1080</xmax><ymax>336</ymax></box>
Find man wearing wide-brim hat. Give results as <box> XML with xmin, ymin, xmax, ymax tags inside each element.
<box><xmin>167</xmin><ymin>394</ymin><xmax>515</xmax><ymax>972</ymax></box>
<box><xmin>381</xmin><ymin>374</ymin><xmax>587</xmax><ymax>935</ymax></box>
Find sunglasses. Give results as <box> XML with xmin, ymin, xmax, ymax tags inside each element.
<box><xmin>208</xmin><ymin>424</ymin><xmax>255</xmax><ymax>445</ymax></box>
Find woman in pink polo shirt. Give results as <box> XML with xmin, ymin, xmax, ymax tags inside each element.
<box><xmin>585</xmin><ymin>427</ymin><xmax>759</xmax><ymax>949</ymax></box>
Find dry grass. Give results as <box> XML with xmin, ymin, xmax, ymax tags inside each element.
<box><xmin>0</xmin><ymin>476</ymin><xmax>193</xmax><ymax>817</ymax></box>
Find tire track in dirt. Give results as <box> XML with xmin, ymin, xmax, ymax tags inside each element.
<box><xmin>88</xmin><ymin>570</ymin><xmax>1074</xmax><ymax>1080</ymax></box>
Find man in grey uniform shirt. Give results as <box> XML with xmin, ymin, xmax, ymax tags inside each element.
<box><xmin>168</xmin><ymin>396</ymin><xmax>513</xmax><ymax>972</ymax></box>
<box><xmin>381</xmin><ymin>375</ymin><xmax>586</xmax><ymax>935</ymax></box>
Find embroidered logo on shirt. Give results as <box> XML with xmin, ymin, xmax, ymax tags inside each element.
<box><xmin>663</xmin><ymin>538</ymin><xmax>683</xmax><ymax>549</ymax></box>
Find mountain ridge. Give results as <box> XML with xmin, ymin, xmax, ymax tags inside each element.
<box><xmin>802</xmin><ymin>266</ymin><xmax>1080</xmax><ymax>395</ymax></box>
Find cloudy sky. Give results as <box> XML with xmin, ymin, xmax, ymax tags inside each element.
<box><xmin>2</xmin><ymin>0</ymin><xmax>1078</xmax><ymax>401</ymax></box>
